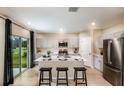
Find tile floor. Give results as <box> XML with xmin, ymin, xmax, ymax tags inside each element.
<box><xmin>12</xmin><ymin>66</ymin><xmax>112</xmax><ymax>86</ymax></box>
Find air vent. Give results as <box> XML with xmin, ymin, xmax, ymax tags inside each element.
<box><xmin>69</xmin><ymin>7</ymin><xmax>79</xmax><ymax>12</ymax></box>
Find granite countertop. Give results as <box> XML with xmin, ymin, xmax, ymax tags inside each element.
<box><xmin>34</xmin><ymin>54</ymin><xmax>86</xmax><ymax>62</ymax></box>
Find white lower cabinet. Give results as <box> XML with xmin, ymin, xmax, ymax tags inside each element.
<box><xmin>93</xmin><ymin>55</ymin><xmax>103</xmax><ymax>72</ymax></box>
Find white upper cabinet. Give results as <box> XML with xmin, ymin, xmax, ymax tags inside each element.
<box><xmin>35</xmin><ymin>33</ymin><xmax>79</xmax><ymax>49</ymax></box>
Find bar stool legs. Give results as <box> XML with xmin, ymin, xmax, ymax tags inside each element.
<box><xmin>39</xmin><ymin>71</ymin><xmax>42</xmax><ymax>86</ymax></box>
<box><xmin>41</xmin><ymin>71</ymin><xmax>43</xmax><ymax>81</ymax></box>
<box><xmin>66</xmin><ymin>70</ymin><xmax>68</xmax><ymax>86</ymax></box>
<box><xmin>75</xmin><ymin>70</ymin><xmax>77</xmax><ymax>86</ymax></box>
<box><xmin>56</xmin><ymin>71</ymin><xmax>59</xmax><ymax>86</ymax></box>
<box><xmin>56</xmin><ymin>67</ymin><xmax>68</xmax><ymax>86</ymax></box>
<box><xmin>74</xmin><ymin>67</ymin><xmax>87</xmax><ymax>86</ymax></box>
<box><xmin>39</xmin><ymin>67</ymin><xmax>52</xmax><ymax>86</ymax></box>
<box><xmin>85</xmin><ymin>71</ymin><xmax>87</xmax><ymax>86</ymax></box>
<box><xmin>39</xmin><ymin>67</ymin><xmax>87</xmax><ymax>86</ymax></box>
<box><xmin>49</xmin><ymin>71</ymin><xmax>51</xmax><ymax>86</ymax></box>
<box><xmin>74</xmin><ymin>70</ymin><xmax>75</xmax><ymax>81</ymax></box>
<box><xmin>82</xmin><ymin>71</ymin><xmax>84</xmax><ymax>82</ymax></box>
<box><xmin>50</xmin><ymin>70</ymin><xmax>52</xmax><ymax>82</ymax></box>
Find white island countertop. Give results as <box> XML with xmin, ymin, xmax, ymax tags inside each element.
<box><xmin>35</xmin><ymin>54</ymin><xmax>86</xmax><ymax>62</ymax></box>
<box><xmin>35</xmin><ymin>54</ymin><xmax>87</xmax><ymax>79</ymax></box>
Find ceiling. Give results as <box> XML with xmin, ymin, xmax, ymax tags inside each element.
<box><xmin>0</xmin><ymin>7</ymin><xmax>124</xmax><ymax>33</ymax></box>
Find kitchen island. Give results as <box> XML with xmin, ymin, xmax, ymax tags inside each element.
<box><xmin>35</xmin><ymin>54</ymin><xmax>86</xmax><ymax>79</ymax></box>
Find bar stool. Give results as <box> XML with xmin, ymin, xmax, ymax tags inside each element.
<box><xmin>39</xmin><ymin>67</ymin><xmax>52</xmax><ymax>86</ymax></box>
<box><xmin>56</xmin><ymin>67</ymin><xmax>68</xmax><ymax>86</ymax></box>
<box><xmin>74</xmin><ymin>67</ymin><xmax>87</xmax><ymax>86</ymax></box>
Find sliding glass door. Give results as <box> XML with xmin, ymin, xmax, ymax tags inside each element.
<box><xmin>12</xmin><ymin>36</ymin><xmax>29</xmax><ymax>77</ymax></box>
<box><xmin>12</xmin><ymin>36</ymin><xmax>20</xmax><ymax>77</ymax></box>
<box><xmin>21</xmin><ymin>38</ymin><xmax>28</xmax><ymax>72</ymax></box>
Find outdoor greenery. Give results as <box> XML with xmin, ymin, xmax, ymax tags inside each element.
<box><xmin>12</xmin><ymin>47</ymin><xmax>27</xmax><ymax>68</ymax></box>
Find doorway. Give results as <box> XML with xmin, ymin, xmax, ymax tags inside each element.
<box><xmin>12</xmin><ymin>35</ymin><xmax>29</xmax><ymax>77</ymax></box>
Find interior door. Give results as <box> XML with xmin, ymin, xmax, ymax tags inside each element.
<box><xmin>80</xmin><ymin>36</ymin><xmax>92</xmax><ymax>67</ymax></box>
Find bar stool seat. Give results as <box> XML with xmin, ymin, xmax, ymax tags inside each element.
<box><xmin>56</xmin><ymin>67</ymin><xmax>68</xmax><ymax>86</ymax></box>
<box><xmin>74</xmin><ymin>67</ymin><xmax>86</xmax><ymax>71</ymax></box>
<box><xmin>40</xmin><ymin>67</ymin><xmax>52</xmax><ymax>71</ymax></box>
<box><xmin>39</xmin><ymin>67</ymin><xmax>52</xmax><ymax>86</ymax></box>
<box><xmin>74</xmin><ymin>67</ymin><xmax>87</xmax><ymax>86</ymax></box>
<box><xmin>56</xmin><ymin>67</ymin><xmax>68</xmax><ymax>71</ymax></box>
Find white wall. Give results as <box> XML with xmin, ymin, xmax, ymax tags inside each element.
<box><xmin>12</xmin><ymin>24</ymin><xmax>30</xmax><ymax>38</ymax></box>
<box><xmin>0</xmin><ymin>18</ymin><xmax>5</xmax><ymax>85</ymax></box>
<box><xmin>93</xmin><ymin>29</ymin><xmax>103</xmax><ymax>54</ymax></box>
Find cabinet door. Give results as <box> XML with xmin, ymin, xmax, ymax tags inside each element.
<box><xmin>94</xmin><ymin>56</ymin><xmax>103</xmax><ymax>72</ymax></box>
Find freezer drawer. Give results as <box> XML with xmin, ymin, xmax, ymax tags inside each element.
<box><xmin>103</xmin><ymin>64</ymin><xmax>122</xmax><ymax>86</ymax></box>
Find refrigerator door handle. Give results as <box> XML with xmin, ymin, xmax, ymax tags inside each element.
<box><xmin>108</xmin><ymin>40</ymin><xmax>112</xmax><ymax>65</ymax></box>
<box><xmin>110</xmin><ymin>42</ymin><xmax>112</xmax><ymax>64</ymax></box>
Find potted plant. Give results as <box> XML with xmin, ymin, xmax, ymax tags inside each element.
<box><xmin>47</xmin><ymin>50</ymin><xmax>51</xmax><ymax>57</ymax></box>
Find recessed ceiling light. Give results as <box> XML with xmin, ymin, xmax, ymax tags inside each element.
<box><xmin>27</xmin><ymin>22</ymin><xmax>31</xmax><ymax>25</ymax></box>
<box><xmin>91</xmin><ymin>22</ymin><xmax>96</xmax><ymax>26</ymax></box>
<box><xmin>59</xmin><ymin>28</ymin><xmax>64</xmax><ymax>33</ymax></box>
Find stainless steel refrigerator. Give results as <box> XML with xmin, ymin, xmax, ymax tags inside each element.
<box><xmin>103</xmin><ymin>38</ymin><xmax>124</xmax><ymax>86</ymax></box>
